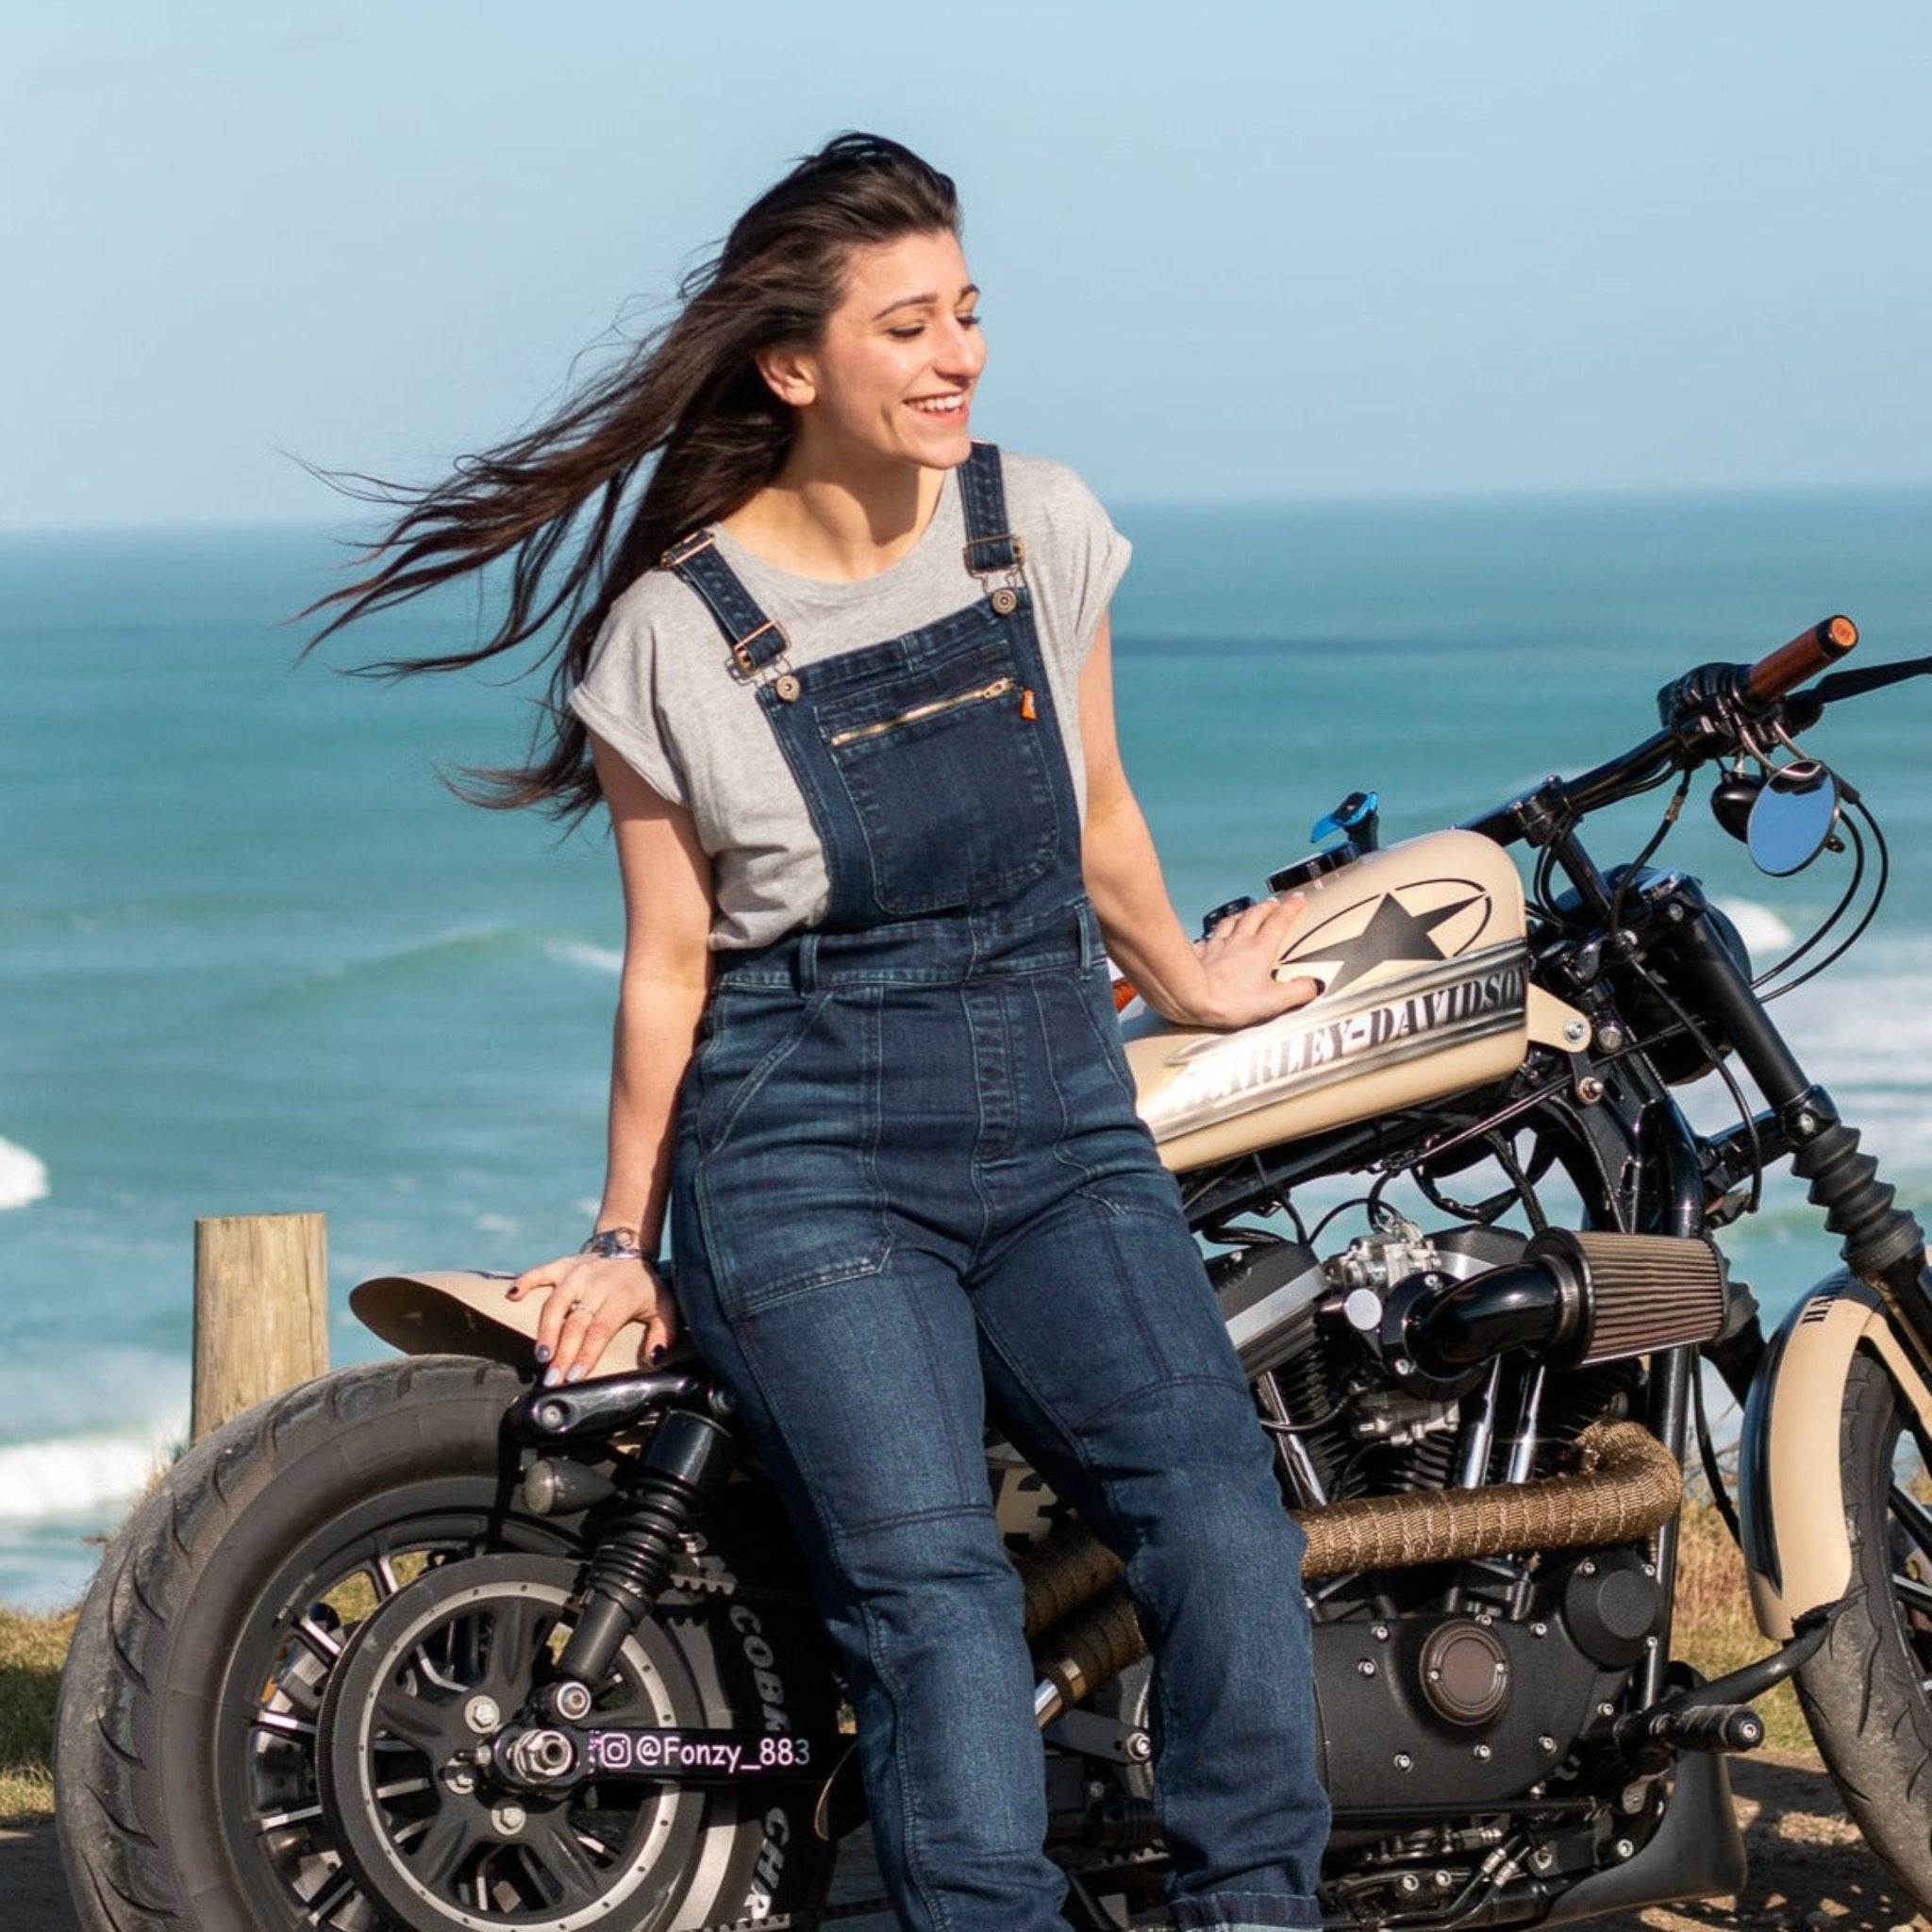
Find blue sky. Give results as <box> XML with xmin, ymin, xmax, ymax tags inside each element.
<box><xmin>5</xmin><ymin>1</ymin><xmax>1929</xmax><ymax>527</ymax></box>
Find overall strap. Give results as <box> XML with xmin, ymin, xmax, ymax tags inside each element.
<box><xmin>660</xmin><ymin>533</ymin><xmax>791</xmax><ymax>678</ymax></box>
<box><xmin>958</xmin><ymin>442</ymin><xmax>1024</xmax><ymax>582</ymax></box>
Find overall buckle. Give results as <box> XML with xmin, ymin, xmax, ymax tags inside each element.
<box><xmin>962</xmin><ymin>531</ymin><xmax>1025</xmax><ymax>578</ymax></box>
<box><xmin>963</xmin><ymin>533</ymin><xmax>1026</xmax><ymax>616</ymax></box>
<box><xmin>729</xmin><ymin>620</ymin><xmax>800</xmax><ymax>701</ymax></box>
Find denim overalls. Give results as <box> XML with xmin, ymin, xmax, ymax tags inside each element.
<box><xmin>667</xmin><ymin>446</ymin><xmax>1328</xmax><ymax>1932</ymax></box>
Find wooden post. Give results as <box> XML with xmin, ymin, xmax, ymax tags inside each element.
<box><xmin>192</xmin><ymin>1212</ymin><xmax>329</xmax><ymax>1441</ymax></box>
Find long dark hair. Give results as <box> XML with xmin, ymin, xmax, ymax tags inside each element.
<box><xmin>307</xmin><ymin>132</ymin><xmax>959</xmax><ymax>824</ymax></box>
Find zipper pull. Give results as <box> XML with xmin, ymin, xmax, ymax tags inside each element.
<box><xmin>1020</xmin><ymin>687</ymin><xmax>1038</xmax><ymax>722</ymax></box>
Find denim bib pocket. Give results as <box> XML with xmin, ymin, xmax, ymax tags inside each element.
<box><xmin>815</xmin><ymin>641</ymin><xmax>1059</xmax><ymax>917</ymax></box>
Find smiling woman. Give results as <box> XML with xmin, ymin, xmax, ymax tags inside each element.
<box><xmin>306</xmin><ymin>132</ymin><xmax>1331</xmax><ymax>1932</ymax></box>
<box><xmin>741</xmin><ymin>229</ymin><xmax>983</xmax><ymax>478</ymax></box>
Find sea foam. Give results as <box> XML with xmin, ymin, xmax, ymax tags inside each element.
<box><xmin>544</xmin><ymin>939</ymin><xmax>624</xmax><ymax>975</ymax></box>
<box><xmin>0</xmin><ymin>1417</ymin><xmax>184</xmax><ymax>1524</ymax></box>
<box><xmin>1715</xmin><ymin>897</ymin><xmax>1795</xmax><ymax>956</ymax></box>
<box><xmin>0</xmin><ymin>1138</ymin><xmax>49</xmax><ymax>1211</ymax></box>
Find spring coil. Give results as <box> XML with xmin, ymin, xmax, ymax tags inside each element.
<box><xmin>555</xmin><ymin>1407</ymin><xmax>739</xmax><ymax>1691</ymax></box>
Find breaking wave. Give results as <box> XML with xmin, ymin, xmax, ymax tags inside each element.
<box><xmin>0</xmin><ymin>1417</ymin><xmax>184</xmax><ymax>1524</ymax></box>
<box><xmin>1715</xmin><ymin>897</ymin><xmax>1795</xmax><ymax>956</ymax></box>
<box><xmin>543</xmin><ymin>938</ymin><xmax>623</xmax><ymax>975</ymax></box>
<box><xmin>0</xmin><ymin>1138</ymin><xmax>49</xmax><ymax>1210</ymax></box>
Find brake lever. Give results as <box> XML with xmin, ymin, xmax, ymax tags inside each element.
<box><xmin>1811</xmin><ymin>654</ymin><xmax>1932</xmax><ymax>707</ymax></box>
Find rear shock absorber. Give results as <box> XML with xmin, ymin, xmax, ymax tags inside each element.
<box><xmin>544</xmin><ymin>1407</ymin><xmax>740</xmax><ymax>1711</ymax></box>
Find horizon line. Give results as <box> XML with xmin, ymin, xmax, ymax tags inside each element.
<box><xmin>4</xmin><ymin>475</ymin><xmax>1931</xmax><ymax>541</ymax></box>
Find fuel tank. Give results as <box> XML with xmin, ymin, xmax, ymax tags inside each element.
<box><xmin>1124</xmin><ymin>830</ymin><xmax>1549</xmax><ymax>1169</ymax></box>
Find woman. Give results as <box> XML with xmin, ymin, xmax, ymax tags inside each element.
<box><xmin>320</xmin><ymin>133</ymin><xmax>1328</xmax><ymax>1932</ymax></box>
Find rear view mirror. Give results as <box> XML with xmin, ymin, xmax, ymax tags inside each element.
<box><xmin>1747</xmin><ymin>761</ymin><xmax>1840</xmax><ymax>876</ymax></box>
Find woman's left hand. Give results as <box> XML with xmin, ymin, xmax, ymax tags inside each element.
<box><xmin>507</xmin><ymin>1252</ymin><xmax>678</xmax><ymax>1387</ymax></box>
<box><xmin>1191</xmin><ymin>894</ymin><xmax>1321</xmax><ymax>1029</ymax></box>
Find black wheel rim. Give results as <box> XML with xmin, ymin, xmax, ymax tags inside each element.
<box><xmin>318</xmin><ymin>1554</ymin><xmax>706</xmax><ymax>1932</ymax></box>
<box><xmin>220</xmin><ymin>1477</ymin><xmax>575</xmax><ymax>1931</ymax></box>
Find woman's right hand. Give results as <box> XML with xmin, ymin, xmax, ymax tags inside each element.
<box><xmin>507</xmin><ymin>1252</ymin><xmax>679</xmax><ymax>1387</ymax></box>
<box><xmin>1189</xmin><ymin>894</ymin><xmax>1321</xmax><ymax>1029</ymax></box>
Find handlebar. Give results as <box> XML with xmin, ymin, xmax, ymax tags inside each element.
<box><xmin>1463</xmin><ymin>614</ymin><xmax>1858</xmax><ymax>849</ymax></box>
<box><xmin>1743</xmin><ymin>614</ymin><xmax>1857</xmax><ymax>708</ymax></box>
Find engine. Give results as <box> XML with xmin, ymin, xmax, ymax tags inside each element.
<box><xmin>1212</xmin><ymin>1215</ymin><xmax>1726</xmax><ymax>1509</ymax></box>
<box><xmin>1202</xmin><ymin>1216</ymin><xmax>1730</xmax><ymax>1818</ymax></box>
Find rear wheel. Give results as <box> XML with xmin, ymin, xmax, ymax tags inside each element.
<box><xmin>1795</xmin><ymin>1347</ymin><xmax>1932</xmax><ymax>1908</ymax></box>
<box><xmin>55</xmin><ymin>1356</ymin><xmax>837</xmax><ymax>1932</ymax></box>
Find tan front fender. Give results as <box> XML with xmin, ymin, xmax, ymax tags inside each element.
<box><xmin>1740</xmin><ymin>1271</ymin><xmax>1932</xmax><ymax>1639</ymax></box>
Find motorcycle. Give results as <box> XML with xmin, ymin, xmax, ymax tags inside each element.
<box><xmin>54</xmin><ymin>615</ymin><xmax>1932</xmax><ymax>1931</ymax></box>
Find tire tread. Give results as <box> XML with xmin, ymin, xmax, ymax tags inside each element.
<box><xmin>1796</xmin><ymin>1349</ymin><xmax>1932</xmax><ymax>1907</ymax></box>
<box><xmin>58</xmin><ymin>1357</ymin><xmax>526</xmax><ymax>1932</ymax></box>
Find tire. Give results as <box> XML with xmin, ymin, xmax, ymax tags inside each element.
<box><xmin>55</xmin><ymin>1355</ymin><xmax>838</xmax><ymax>1932</ymax></box>
<box><xmin>1794</xmin><ymin>1346</ymin><xmax>1932</xmax><ymax>1908</ymax></box>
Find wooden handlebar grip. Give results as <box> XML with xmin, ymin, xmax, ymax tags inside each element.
<box><xmin>1744</xmin><ymin>614</ymin><xmax>1857</xmax><ymax>705</ymax></box>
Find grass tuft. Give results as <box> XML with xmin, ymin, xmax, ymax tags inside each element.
<box><xmin>1665</xmin><ymin>1496</ymin><xmax>1812</xmax><ymax>1756</ymax></box>
<box><xmin>0</xmin><ymin>1604</ymin><xmax>78</xmax><ymax>1826</ymax></box>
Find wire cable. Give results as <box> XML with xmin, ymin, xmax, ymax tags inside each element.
<box><xmin>1761</xmin><ymin>796</ymin><xmax>1889</xmax><ymax>1001</ymax></box>
<box><xmin>1751</xmin><ymin>797</ymin><xmax>1867</xmax><ymax>993</ymax></box>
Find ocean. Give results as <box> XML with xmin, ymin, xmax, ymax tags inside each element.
<box><xmin>4</xmin><ymin>488</ymin><xmax>1930</xmax><ymax>1610</ymax></box>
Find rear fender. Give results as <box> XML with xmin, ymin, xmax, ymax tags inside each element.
<box><xmin>1740</xmin><ymin>1271</ymin><xmax>1932</xmax><ymax>1638</ymax></box>
<box><xmin>351</xmin><ymin>1268</ymin><xmax>653</xmax><ymax>1379</ymax></box>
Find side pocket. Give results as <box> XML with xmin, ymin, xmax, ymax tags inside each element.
<box><xmin>699</xmin><ymin>991</ymin><xmax>828</xmax><ymax>1156</ymax></box>
<box><xmin>690</xmin><ymin>985</ymin><xmax>894</xmax><ymax>1316</ymax></box>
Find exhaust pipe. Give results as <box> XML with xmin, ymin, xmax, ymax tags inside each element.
<box><xmin>1027</xmin><ymin>1419</ymin><xmax>1681</xmax><ymax>1724</ymax></box>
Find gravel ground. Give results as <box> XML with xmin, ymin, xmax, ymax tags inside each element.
<box><xmin>9</xmin><ymin>1752</ymin><xmax>1929</xmax><ymax>1931</ymax></box>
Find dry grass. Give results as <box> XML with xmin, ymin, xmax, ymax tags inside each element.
<box><xmin>0</xmin><ymin>1604</ymin><xmax>78</xmax><ymax>1825</ymax></box>
<box><xmin>1667</xmin><ymin>1495</ymin><xmax>1814</xmax><ymax>1757</ymax></box>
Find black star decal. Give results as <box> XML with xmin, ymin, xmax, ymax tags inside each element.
<box><xmin>1291</xmin><ymin>892</ymin><xmax>1483</xmax><ymax>997</ymax></box>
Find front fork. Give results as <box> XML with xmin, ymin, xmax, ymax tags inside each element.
<box><xmin>1667</xmin><ymin>904</ymin><xmax>1928</xmax><ymax>1330</ymax></box>
<box><xmin>1662</xmin><ymin>903</ymin><xmax>1932</xmax><ymax>1635</ymax></box>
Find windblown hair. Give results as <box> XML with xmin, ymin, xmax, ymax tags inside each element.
<box><xmin>307</xmin><ymin>133</ymin><xmax>960</xmax><ymax>823</ymax></box>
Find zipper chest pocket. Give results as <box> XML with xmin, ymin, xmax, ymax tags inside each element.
<box><xmin>826</xmin><ymin>675</ymin><xmax>1021</xmax><ymax>748</ymax></box>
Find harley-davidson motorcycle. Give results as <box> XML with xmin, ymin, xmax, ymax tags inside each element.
<box><xmin>56</xmin><ymin>615</ymin><xmax>1932</xmax><ymax>1930</ymax></box>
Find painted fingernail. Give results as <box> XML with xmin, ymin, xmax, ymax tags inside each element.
<box><xmin>535</xmin><ymin>1343</ymin><xmax>551</xmax><ymax>1365</ymax></box>
<box><xmin>565</xmin><ymin>1364</ymin><xmax>586</xmax><ymax>1384</ymax></box>
<box><xmin>541</xmin><ymin>1366</ymin><xmax>560</xmax><ymax>1388</ymax></box>
<box><xmin>648</xmin><ymin>1344</ymin><xmax>666</xmax><ymax>1364</ymax></box>
<box><xmin>505</xmin><ymin>1285</ymin><xmax>521</xmax><ymax>1299</ymax></box>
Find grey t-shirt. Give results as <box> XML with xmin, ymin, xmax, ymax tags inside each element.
<box><xmin>572</xmin><ymin>452</ymin><xmax>1130</xmax><ymax>949</ymax></box>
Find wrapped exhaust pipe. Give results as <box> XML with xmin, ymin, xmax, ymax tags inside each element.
<box><xmin>1028</xmin><ymin>1419</ymin><xmax>1682</xmax><ymax>1724</ymax></box>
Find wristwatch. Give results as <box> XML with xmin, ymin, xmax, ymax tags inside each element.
<box><xmin>578</xmin><ymin>1227</ymin><xmax>647</xmax><ymax>1261</ymax></box>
